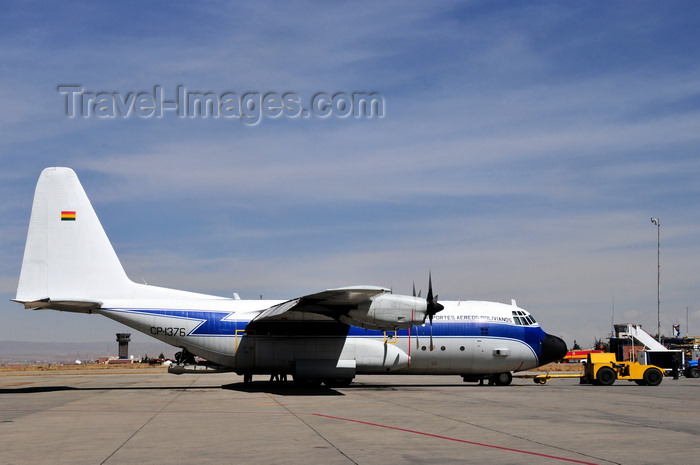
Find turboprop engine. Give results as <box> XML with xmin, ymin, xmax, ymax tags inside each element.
<box><xmin>338</xmin><ymin>293</ymin><xmax>428</xmax><ymax>330</ymax></box>
<box><xmin>338</xmin><ymin>275</ymin><xmax>445</xmax><ymax>331</ymax></box>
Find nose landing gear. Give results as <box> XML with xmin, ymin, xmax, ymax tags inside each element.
<box><xmin>461</xmin><ymin>371</ymin><xmax>513</xmax><ymax>386</ymax></box>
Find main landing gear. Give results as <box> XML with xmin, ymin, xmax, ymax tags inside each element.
<box><xmin>240</xmin><ymin>373</ymin><xmax>354</xmax><ymax>387</ymax></box>
<box><xmin>462</xmin><ymin>372</ymin><xmax>513</xmax><ymax>386</ymax></box>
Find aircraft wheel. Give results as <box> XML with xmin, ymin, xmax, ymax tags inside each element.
<box><xmin>293</xmin><ymin>376</ymin><xmax>322</xmax><ymax>387</ymax></box>
<box><xmin>323</xmin><ymin>378</ymin><xmax>353</xmax><ymax>387</ymax></box>
<box><xmin>643</xmin><ymin>368</ymin><xmax>663</xmax><ymax>386</ymax></box>
<box><xmin>596</xmin><ymin>367</ymin><xmax>616</xmax><ymax>386</ymax></box>
<box><xmin>491</xmin><ymin>372</ymin><xmax>513</xmax><ymax>386</ymax></box>
<box><xmin>534</xmin><ymin>378</ymin><xmax>547</xmax><ymax>384</ymax></box>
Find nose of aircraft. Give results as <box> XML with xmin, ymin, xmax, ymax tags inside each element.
<box><xmin>539</xmin><ymin>333</ymin><xmax>568</xmax><ymax>365</ymax></box>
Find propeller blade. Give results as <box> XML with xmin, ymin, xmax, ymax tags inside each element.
<box><xmin>426</xmin><ymin>272</ymin><xmax>444</xmax><ymax>318</ymax></box>
<box><xmin>427</xmin><ymin>272</ymin><xmax>434</xmax><ymax>302</ymax></box>
<box><xmin>430</xmin><ymin>322</ymin><xmax>434</xmax><ymax>351</ymax></box>
<box><xmin>412</xmin><ymin>282</ymin><xmax>422</xmax><ymax>298</ymax></box>
<box><xmin>425</xmin><ymin>272</ymin><xmax>443</xmax><ymax>351</ymax></box>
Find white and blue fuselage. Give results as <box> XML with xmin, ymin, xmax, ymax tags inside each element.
<box><xmin>95</xmin><ymin>297</ymin><xmax>564</xmax><ymax>380</ymax></box>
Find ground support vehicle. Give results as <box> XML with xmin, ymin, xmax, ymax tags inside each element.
<box><xmin>684</xmin><ymin>360</ymin><xmax>699</xmax><ymax>378</ymax></box>
<box><xmin>519</xmin><ymin>353</ymin><xmax>666</xmax><ymax>385</ymax></box>
<box><xmin>580</xmin><ymin>352</ymin><xmax>664</xmax><ymax>386</ymax></box>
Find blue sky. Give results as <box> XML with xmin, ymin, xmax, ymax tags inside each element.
<box><xmin>2</xmin><ymin>1</ymin><xmax>700</xmax><ymax>351</ymax></box>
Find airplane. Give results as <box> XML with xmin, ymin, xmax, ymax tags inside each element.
<box><xmin>13</xmin><ymin>167</ymin><xmax>567</xmax><ymax>386</ymax></box>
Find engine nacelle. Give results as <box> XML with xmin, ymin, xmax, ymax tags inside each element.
<box><xmin>339</xmin><ymin>293</ymin><xmax>427</xmax><ymax>330</ymax></box>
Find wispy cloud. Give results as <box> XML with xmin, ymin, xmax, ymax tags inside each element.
<box><xmin>2</xmin><ymin>2</ymin><xmax>699</xmax><ymax>346</ymax></box>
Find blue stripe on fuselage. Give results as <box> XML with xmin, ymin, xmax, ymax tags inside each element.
<box><xmin>104</xmin><ymin>308</ymin><xmax>241</xmax><ymax>336</ymax></box>
<box><xmin>349</xmin><ymin>321</ymin><xmax>546</xmax><ymax>359</ymax></box>
<box><xmin>103</xmin><ymin>308</ymin><xmax>547</xmax><ymax>357</ymax></box>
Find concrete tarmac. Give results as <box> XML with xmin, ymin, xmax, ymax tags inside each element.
<box><xmin>1</xmin><ymin>370</ymin><xmax>698</xmax><ymax>465</ymax></box>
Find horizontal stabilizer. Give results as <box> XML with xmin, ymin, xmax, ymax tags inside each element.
<box><xmin>12</xmin><ymin>298</ymin><xmax>101</xmax><ymax>313</ymax></box>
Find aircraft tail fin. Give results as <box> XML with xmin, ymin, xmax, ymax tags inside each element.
<box><xmin>15</xmin><ymin>167</ymin><xmax>133</xmax><ymax>304</ymax></box>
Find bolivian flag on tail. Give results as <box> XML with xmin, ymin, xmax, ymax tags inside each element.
<box><xmin>61</xmin><ymin>210</ymin><xmax>76</xmax><ymax>221</ymax></box>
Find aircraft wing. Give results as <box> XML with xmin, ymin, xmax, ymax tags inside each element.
<box><xmin>252</xmin><ymin>286</ymin><xmax>390</xmax><ymax>322</ymax></box>
<box><xmin>251</xmin><ymin>285</ymin><xmax>428</xmax><ymax>331</ymax></box>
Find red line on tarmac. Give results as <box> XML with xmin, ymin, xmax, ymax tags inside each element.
<box><xmin>312</xmin><ymin>413</ymin><xmax>598</xmax><ymax>465</ymax></box>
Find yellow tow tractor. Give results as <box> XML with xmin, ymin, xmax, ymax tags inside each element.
<box><xmin>530</xmin><ymin>352</ymin><xmax>665</xmax><ymax>385</ymax></box>
<box><xmin>580</xmin><ymin>352</ymin><xmax>664</xmax><ymax>386</ymax></box>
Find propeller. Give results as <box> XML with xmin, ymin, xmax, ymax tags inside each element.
<box><xmin>412</xmin><ymin>282</ymin><xmax>422</xmax><ymax>298</ymax></box>
<box><xmin>424</xmin><ymin>272</ymin><xmax>444</xmax><ymax>350</ymax></box>
<box><xmin>426</xmin><ymin>272</ymin><xmax>443</xmax><ymax>325</ymax></box>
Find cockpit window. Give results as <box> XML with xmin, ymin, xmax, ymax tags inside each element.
<box><xmin>512</xmin><ymin>310</ymin><xmax>536</xmax><ymax>326</ymax></box>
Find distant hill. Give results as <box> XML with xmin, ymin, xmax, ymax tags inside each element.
<box><xmin>0</xmin><ymin>340</ymin><xmax>176</xmax><ymax>363</ymax></box>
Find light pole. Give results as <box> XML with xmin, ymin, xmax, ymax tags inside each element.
<box><xmin>650</xmin><ymin>217</ymin><xmax>660</xmax><ymax>342</ymax></box>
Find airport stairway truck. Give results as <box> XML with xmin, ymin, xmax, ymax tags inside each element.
<box><xmin>612</xmin><ymin>324</ymin><xmax>684</xmax><ymax>375</ymax></box>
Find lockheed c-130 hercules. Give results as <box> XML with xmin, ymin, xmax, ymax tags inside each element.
<box><xmin>14</xmin><ymin>167</ymin><xmax>567</xmax><ymax>386</ymax></box>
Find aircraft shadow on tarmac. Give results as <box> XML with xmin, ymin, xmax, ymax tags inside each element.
<box><xmin>0</xmin><ymin>386</ymin><xmax>80</xmax><ymax>394</ymax></box>
<box><xmin>220</xmin><ymin>381</ymin><xmax>489</xmax><ymax>394</ymax></box>
<box><xmin>0</xmin><ymin>381</ymin><xmax>492</xmax><ymax>396</ymax></box>
<box><xmin>0</xmin><ymin>383</ymin><xmax>343</xmax><ymax>396</ymax></box>
<box><xmin>0</xmin><ymin>385</ymin><xmax>222</xmax><ymax>394</ymax></box>
<box><xmin>221</xmin><ymin>382</ymin><xmax>344</xmax><ymax>396</ymax></box>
